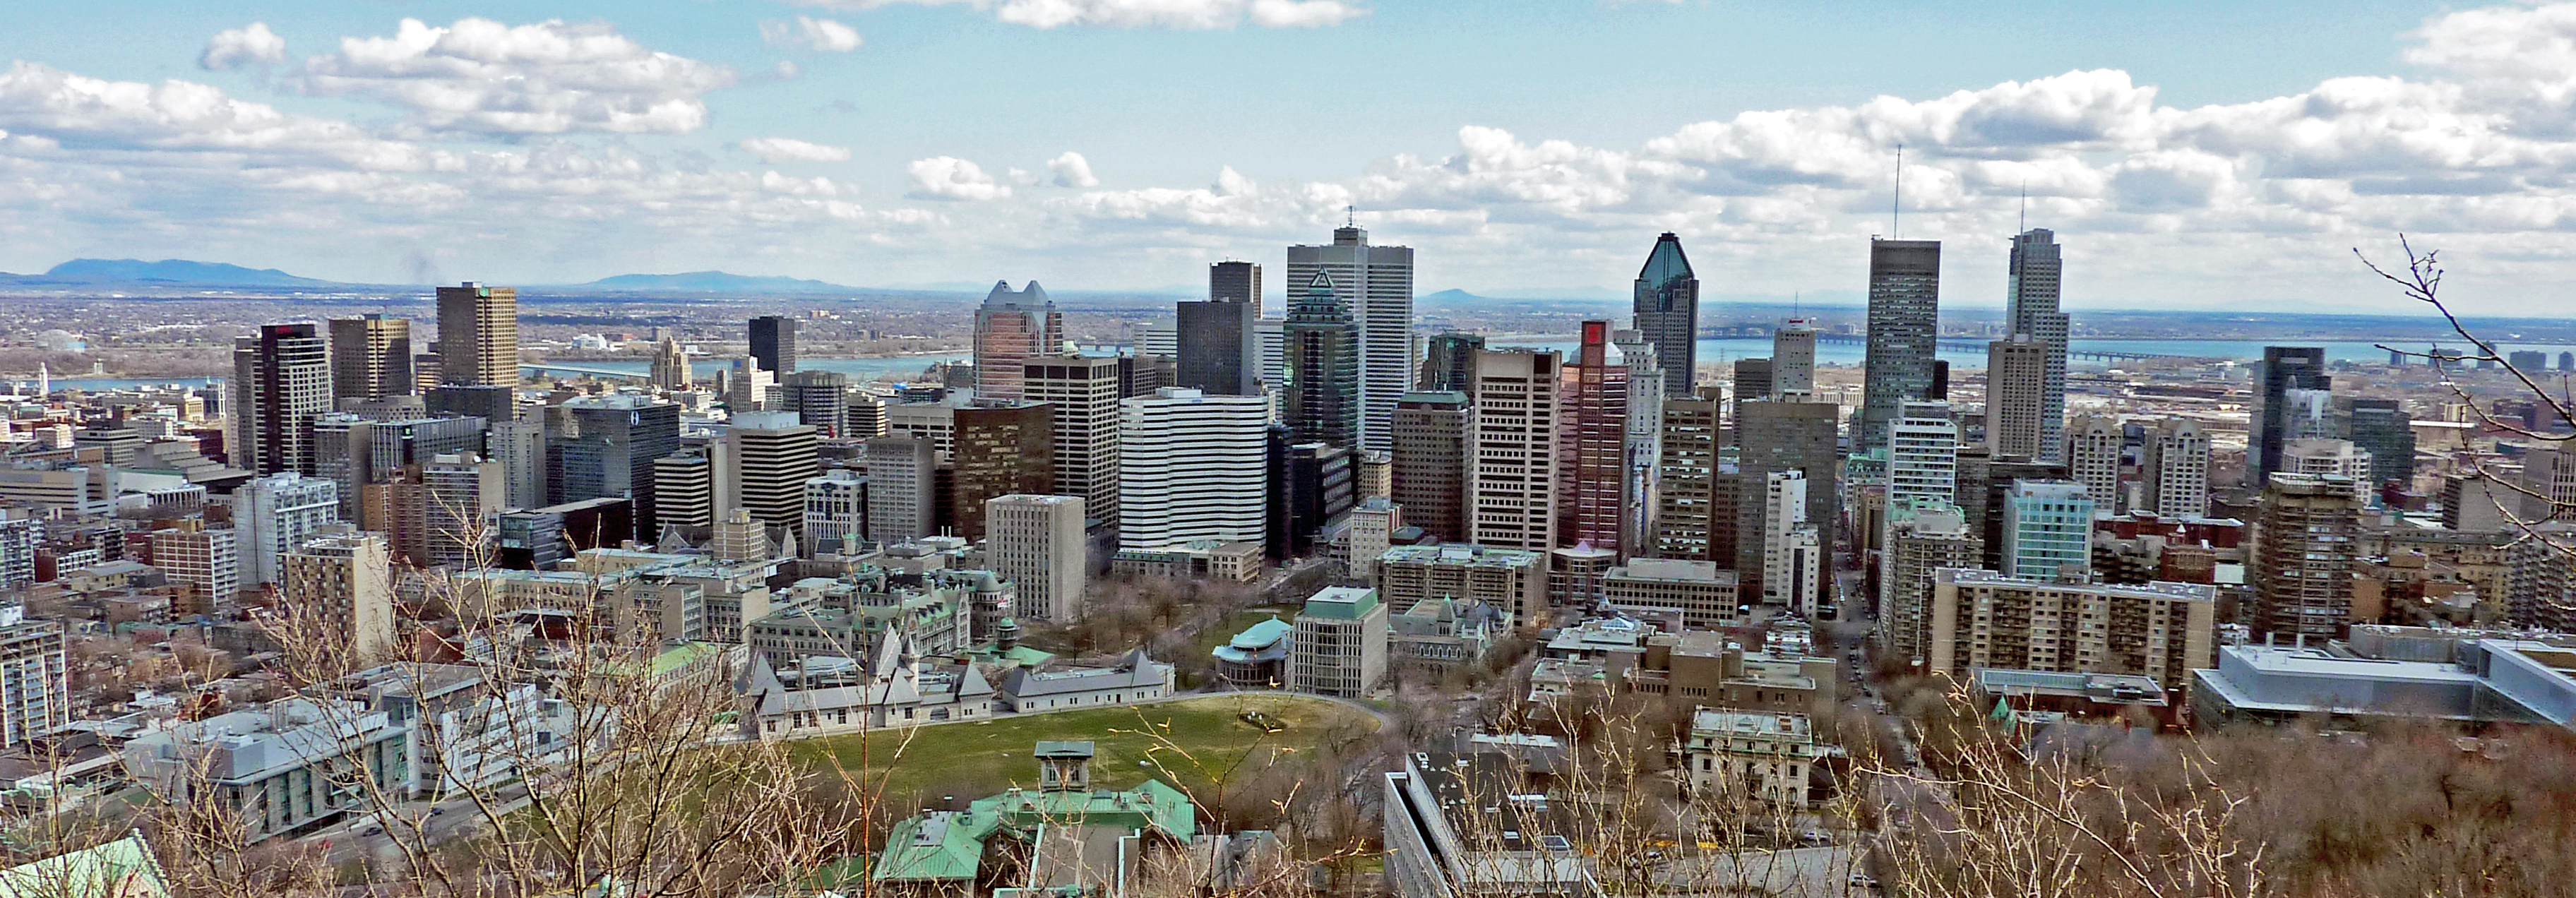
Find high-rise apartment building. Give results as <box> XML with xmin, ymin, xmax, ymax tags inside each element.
<box><xmin>548</xmin><ymin>395</ymin><xmax>680</xmax><ymax>542</ymax></box>
<box><xmin>975</xmin><ymin>281</ymin><xmax>1066</xmax><ymax>403</ymax></box>
<box><xmin>232</xmin><ymin>323</ymin><xmax>333</xmax><ymax>476</ymax></box>
<box><xmin>436</xmin><ymin>282</ymin><xmax>518</xmax><ymax>387</ymax></box>
<box><xmin>2142</xmin><ymin>417</ymin><xmax>2211</xmax><ymax>519</ymax></box>
<box><xmin>1986</xmin><ymin>334</ymin><xmax>2048</xmax><ymax>458</ymax></box>
<box><xmin>1287</xmin><ymin>224</ymin><xmax>1413</xmax><ymax>453</ymax></box>
<box><xmin>2252</xmin><ymin>347</ymin><xmax>2331</xmax><ymax>484</ymax></box>
<box><xmin>749</xmin><ymin>315</ymin><xmax>797</xmax><ymax>375</ymax></box>
<box><xmin>730</xmin><ymin>412</ymin><xmax>821</xmax><ymax>543</ymax></box>
<box><xmin>1880</xmin><ymin>498</ymin><xmax>1976</xmax><ymax>666</ymax></box>
<box><xmin>1023</xmin><ymin>355</ymin><xmax>1123</xmax><ymax>521</ymax></box>
<box><xmin>1772</xmin><ymin>318</ymin><xmax>1817</xmax><ymax>397</ymax></box>
<box><xmin>1180</xmin><ymin>262</ymin><xmax>1262</xmax><ymax>396</ymax></box>
<box><xmin>152</xmin><ymin>521</ymin><xmax>239</xmax><ymax>606</ymax></box>
<box><xmin>1860</xmin><ymin>239</ymin><xmax>1942</xmax><ymax>450</ymax></box>
<box><xmin>1928</xmin><ymin>570</ymin><xmax>2216</xmax><ymax>686</ymax></box>
<box><xmin>1390</xmin><ymin>392</ymin><xmax>1472</xmax><ymax>543</ymax></box>
<box><xmin>408</xmin><ymin>453</ymin><xmax>502</xmax><ymax>568</ymax></box>
<box><xmin>1118</xmin><ymin>388</ymin><xmax>1273</xmax><ymax>550</ymax></box>
<box><xmin>863</xmin><ymin>434</ymin><xmax>936</xmax><ymax>544</ymax></box>
<box><xmin>2253</xmin><ymin>472</ymin><xmax>2362</xmax><ymax>641</ymax></box>
<box><xmin>234</xmin><ymin>472</ymin><xmax>340</xmax><ymax>587</ymax></box>
<box><xmin>1890</xmin><ymin>401</ymin><xmax>1960</xmax><ymax>508</ymax></box>
<box><xmin>1557</xmin><ymin>321</ymin><xmax>1630</xmax><ymax>553</ymax></box>
<box><xmin>1284</xmin><ymin>272</ymin><xmax>1361</xmax><ymax>447</ymax></box>
<box><xmin>1654</xmin><ymin>395</ymin><xmax>1723</xmax><ymax>561</ymax></box>
<box><xmin>0</xmin><ymin>604</ymin><xmax>66</xmax><ymax>748</ymax></box>
<box><xmin>2002</xmin><ymin>480</ymin><xmax>2094</xmax><ymax>581</ymax></box>
<box><xmin>1422</xmin><ymin>333</ymin><xmax>1484</xmax><ymax>395</ymax></box>
<box><xmin>489</xmin><ymin>418</ymin><xmax>546</xmax><ymax>510</ymax></box>
<box><xmin>1615</xmin><ymin>328</ymin><xmax>1666</xmax><ymax>557</ymax></box>
<box><xmin>328</xmin><ymin>314</ymin><xmax>415</xmax><ymax>402</ymax></box>
<box><xmin>2005</xmin><ymin>229</ymin><xmax>2069</xmax><ymax>462</ymax></box>
<box><xmin>950</xmin><ymin>403</ymin><xmax>1054</xmax><ymax>542</ymax></box>
<box><xmin>284</xmin><ymin>530</ymin><xmax>396</xmax><ymax>665</ymax></box>
<box><xmin>1760</xmin><ymin>471</ymin><xmax>1810</xmax><ymax>605</ymax></box>
<box><xmin>1468</xmin><ymin>349</ymin><xmax>1562</xmax><ymax>552</ymax></box>
<box><xmin>2065</xmin><ymin>414</ymin><xmax>2122</xmax><ymax>511</ymax></box>
<box><xmin>2284</xmin><ymin>439</ymin><xmax>2376</xmax><ymax>503</ymax></box>
<box><xmin>986</xmin><ymin>494</ymin><xmax>1087</xmax><ymax>622</ymax></box>
<box><xmin>1632</xmin><ymin>232</ymin><xmax>1699</xmax><ymax>397</ymax></box>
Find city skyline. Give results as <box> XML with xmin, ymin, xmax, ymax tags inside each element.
<box><xmin>0</xmin><ymin>1</ymin><xmax>2570</xmax><ymax>313</ymax></box>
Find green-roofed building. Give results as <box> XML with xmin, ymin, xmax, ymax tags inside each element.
<box><xmin>1290</xmin><ymin>587</ymin><xmax>1388</xmax><ymax>698</ymax></box>
<box><xmin>869</xmin><ymin>743</ymin><xmax>1199</xmax><ymax>897</ymax></box>
<box><xmin>1212</xmin><ymin>616</ymin><xmax>1292</xmax><ymax>689</ymax></box>
<box><xmin>0</xmin><ymin>831</ymin><xmax>172</xmax><ymax>898</ymax></box>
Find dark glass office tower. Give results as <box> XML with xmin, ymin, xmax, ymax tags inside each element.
<box><xmin>1177</xmin><ymin>287</ymin><xmax>1260</xmax><ymax>397</ymax></box>
<box><xmin>1208</xmin><ymin>261</ymin><xmax>1261</xmax><ymax>304</ymax></box>
<box><xmin>1632</xmin><ymin>233</ymin><xmax>1699</xmax><ymax>397</ymax></box>
<box><xmin>2251</xmin><ymin>347</ymin><xmax>2330</xmax><ymax>484</ymax></box>
<box><xmin>2337</xmin><ymin>395</ymin><xmax>2416</xmax><ymax>489</ymax></box>
<box><xmin>750</xmin><ymin>315</ymin><xmax>797</xmax><ymax>375</ymax></box>
<box><xmin>232</xmin><ymin>323</ymin><xmax>332</xmax><ymax>476</ymax></box>
<box><xmin>548</xmin><ymin>395</ymin><xmax>681</xmax><ymax>542</ymax></box>
<box><xmin>1422</xmin><ymin>333</ymin><xmax>1485</xmax><ymax>395</ymax></box>
<box><xmin>1859</xmin><ymin>239</ymin><xmax>1941</xmax><ymax>450</ymax></box>
<box><xmin>1284</xmin><ymin>272</ymin><xmax>1361</xmax><ymax>447</ymax></box>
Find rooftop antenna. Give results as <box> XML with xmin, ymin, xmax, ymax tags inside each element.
<box><xmin>2019</xmin><ymin>179</ymin><xmax>2028</xmax><ymax>233</ymax></box>
<box><xmin>1892</xmin><ymin>143</ymin><xmax>1904</xmax><ymax>239</ymax></box>
<box><xmin>1346</xmin><ymin>205</ymin><xmax>1355</xmax><ymax>227</ymax></box>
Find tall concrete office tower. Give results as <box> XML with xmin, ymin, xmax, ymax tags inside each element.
<box><xmin>974</xmin><ymin>281</ymin><xmax>1064</xmax><ymax>402</ymax></box>
<box><xmin>232</xmin><ymin>323</ymin><xmax>332</xmax><ymax>476</ymax></box>
<box><xmin>1287</xmin><ymin>223</ymin><xmax>1412</xmax><ymax>453</ymax></box>
<box><xmin>2006</xmin><ymin>229</ymin><xmax>2069</xmax><ymax>461</ymax></box>
<box><xmin>1284</xmin><ymin>273</ymin><xmax>1361</xmax><ymax>447</ymax></box>
<box><xmin>436</xmin><ymin>282</ymin><xmax>517</xmax><ymax>387</ymax></box>
<box><xmin>1772</xmin><ymin>318</ymin><xmax>1817</xmax><ymax>397</ymax></box>
<box><xmin>1632</xmin><ymin>233</ymin><xmax>1698</xmax><ymax>397</ymax></box>
<box><xmin>1180</xmin><ymin>261</ymin><xmax>1263</xmax><ymax>395</ymax></box>
<box><xmin>1557</xmin><ymin>321</ymin><xmax>1630</xmax><ymax>553</ymax></box>
<box><xmin>1889</xmin><ymin>401</ymin><xmax>1960</xmax><ymax>508</ymax></box>
<box><xmin>749</xmin><ymin>315</ymin><xmax>797</xmax><ymax>376</ymax></box>
<box><xmin>328</xmin><ymin>314</ymin><xmax>415</xmax><ymax>402</ymax></box>
<box><xmin>1117</xmin><ymin>388</ymin><xmax>1274</xmax><ymax>551</ymax></box>
<box><xmin>1735</xmin><ymin>399</ymin><xmax>1838</xmax><ymax>604</ymax></box>
<box><xmin>1614</xmin><ymin>328</ymin><xmax>1665</xmax><ymax>558</ymax></box>
<box><xmin>1654</xmin><ymin>394</ymin><xmax>1723</xmax><ymax>561</ymax></box>
<box><xmin>1390</xmin><ymin>391</ymin><xmax>1472</xmax><ymax>543</ymax></box>
<box><xmin>2142</xmin><ymin>417</ymin><xmax>2211</xmax><ymax>519</ymax></box>
<box><xmin>728</xmin><ymin>411</ymin><xmax>821</xmax><ymax>543</ymax></box>
<box><xmin>986</xmin><ymin>494</ymin><xmax>1087</xmax><ymax>623</ymax></box>
<box><xmin>864</xmin><ymin>434</ymin><xmax>936</xmax><ymax>544</ymax></box>
<box><xmin>2252</xmin><ymin>347</ymin><xmax>2330</xmax><ymax>484</ymax></box>
<box><xmin>1024</xmin><ymin>355</ymin><xmax>1123</xmax><ymax>520</ymax></box>
<box><xmin>1860</xmin><ymin>239</ymin><xmax>1941</xmax><ymax>450</ymax></box>
<box><xmin>1470</xmin><ymin>349</ymin><xmax>1562</xmax><ymax>552</ymax></box>
<box><xmin>1985</xmin><ymin>334</ymin><xmax>2048</xmax><ymax>458</ymax></box>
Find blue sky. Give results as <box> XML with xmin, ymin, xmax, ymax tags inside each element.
<box><xmin>1</xmin><ymin>0</ymin><xmax>2567</xmax><ymax>313</ymax></box>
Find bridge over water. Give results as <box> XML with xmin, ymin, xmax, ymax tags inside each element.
<box><xmin>520</xmin><ymin>362</ymin><xmax>648</xmax><ymax>381</ymax></box>
<box><xmin>1804</xmin><ymin>332</ymin><xmax>2217</xmax><ymax>364</ymax></box>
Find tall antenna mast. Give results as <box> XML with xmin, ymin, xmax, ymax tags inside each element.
<box><xmin>1346</xmin><ymin>205</ymin><xmax>1355</xmax><ymax>227</ymax></box>
<box><xmin>1892</xmin><ymin>143</ymin><xmax>1904</xmax><ymax>239</ymax></box>
<box><xmin>2019</xmin><ymin>179</ymin><xmax>2028</xmax><ymax>232</ymax></box>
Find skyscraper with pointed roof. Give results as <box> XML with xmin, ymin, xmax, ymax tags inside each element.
<box><xmin>1632</xmin><ymin>233</ymin><xmax>1699</xmax><ymax>398</ymax></box>
<box><xmin>974</xmin><ymin>281</ymin><xmax>1064</xmax><ymax>402</ymax></box>
<box><xmin>1284</xmin><ymin>273</ymin><xmax>1360</xmax><ymax>448</ymax></box>
<box><xmin>1287</xmin><ymin>223</ymin><xmax>1413</xmax><ymax>453</ymax></box>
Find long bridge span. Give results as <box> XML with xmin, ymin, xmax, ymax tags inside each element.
<box><xmin>1803</xmin><ymin>332</ymin><xmax>2217</xmax><ymax>363</ymax></box>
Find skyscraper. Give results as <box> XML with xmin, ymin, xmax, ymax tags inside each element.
<box><xmin>729</xmin><ymin>411</ymin><xmax>821</xmax><ymax>543</ymax></box>
<box><xmin>1024</xmin><ymin>355</ymin><xmax>1123</xmax><ymax>520</ymax></box>
<box><xmin>1772</xmin><ymin>318</ymin><xmax>1817</xmax><ymax>397</ymax></box>
<box><xmin>1284</xmin><ymin>272</ymin><xmax>1361</xmax><ymax>447</ymax></box>
<box><xmin>1390</xmin><ymin>391</ymin><xmax>1472</xmax><ymax>543</ymax></box>
<box><xmin>1209</xmin><ymin>260</ymin><xmax>1262</xmax><ymax>304</ymax></box>
<box><xmin>1654</xmin><ymin>394</ymin><xmax>1723</xmax><ymax>561</ymax></box>
<box><xmin>1614</xmin><ymin>328</ymin><xmax>1665</xmax><ymax>558</ymax></box>
<box><xmin>648</xmin><ymin>335</ymin><xmax>689</xmax><ymax>390</ymax></box>
<box><xmin>2336</xmin><ymin>396</ymin><xmax>2417</xmax><ymax>491</ymax></box>
<box><xmin>951</xmin><ymin>402</ymin><xmax>1054</xmax><ymax>542</ymax></box>
<box><xmin>1735</xmin><ymin>399</ymin><xmax>1837</xmax><ymax>603</ymax></box>
<box><xmin>1557</xmin><ymin>321</ymin><xmax>1630</xmax><ymax>553</ymax></box>
<box><xmin>1422</xmin><ymin>333</ymin><xmax>1484</xmax><ymax>394</ymax></box>
<box><xmin>407</xmin><ymin>453</ymin><xmax>502</xmax><ymax>568</ymax></box>
<box><xmin>1760</xmin><ymin>470</ymin><xmax>1811</xmax><ymax>605</ymax></box>
<box><xmin>436</xmin><ymin>282</ymin><xmax>518</xmax><ymax>387</ymax></box>
<box><xmin>2002</xmin><ymin>480</ymin><xmax>2094</xmax><ymax>581</ymax></box>
<box><xmin>1860</xmin><ymin>239</ymin><xmax>1941</xmax><ymax>450</ymax></box>
<box><xmin>1632</xmin><ymin>233</ymin><xmax>1699</xmax><ymax>398</ymax></box>
<box><xmin>2142</xmin><ymin>417</ymin><xmax>2211</xmax><ymax>519</ymax></box>
<box><xmin>2252</xmin><ymin>347</ymin><xmax>2330</xmax><ymax>484</ymax></box>
<box><xmin>2253</xmin><ymin>472</ymin><xmax>2361</xmax><ymax>641</ymax></box>
<box><xmin>2005</xmin><ymin>229</ymin><xmax>2069</xmax><ymax>462</ymax></box>
<box><xmin>1469</xmin><ymin>349</ymin><xmax>1563</xmax><ymax>552</ymax></box>
<box><xmin>1985</xmin><ymin>334</ymin><xmax>2048</xmax><ymax>458</ymax></box>
<box><xmin>749</xmin><ymin>315</ymin><xmax>797</xmax><ymax>376</ymax></box>
<box><xmin>328</xmin><ymin>314</ymin><xmax>415</xmax><ymax>402</ymax></box>
<box><xmin>1177</xmin><ymin>297</ymin><xmax>1260</xmax><ymax>396</ymax></box>
<box><xmin>1117</xmin><ymin>388</ymin><xmax>1273</xmax><ymax>551</ymax></box>
<box><xmin>232</xmin><ymin>323</ymin><xmax>332</xmax><ymax>477</ymax></box>
<box><xmin>1287</xmin><ymin>224</ymin><xmax>1413</xmax><ymax>453</ymax></box>
<box><xmin>986</xmin><ymin>494</ymin><xmax>1087</xmax><ymax>623</ymax></box>
<box><xmin>548</xmin><ymin>395</ymin><xmax>681</xmax><ymax>542</ymax></box>
<box><xmin>284</xmin><ymin>530</ymin><xmax>396</xmax><ymax>666</ymax></box>
<box><xmin>2065</xmin><ymin>414</ymin><xmax>2122</xmax><ymax>511</ymax></box>
<box><xmin>864</xmin><ymin>434</ymin><xmax>936</xmax><ymax>544</ymax></box>
<box><xmin>233</xmin><ymin>472</ymin><xmax>340</xmax><ymax>587</ymax></box>
<box><xmin>777</xmin><ymin>371</ymin><xmax>851</xmax><ymax>437</ymax></box>
<box><xmin>974</xmin><ymin>281</ymin><xmax>1064</xmax><ymax>403</ymax></box>
<box><xmin>1889</xmin><ymin>401</ymin><xmax>1959</xmax><ymax>508</ymax></box>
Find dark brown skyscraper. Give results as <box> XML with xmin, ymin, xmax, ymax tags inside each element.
<box><xmin>436</xmin><ymin>282</ymin><xmax>517</xmax><ymax>387</ymax></box>
<box><xmin>1734</xmin><ymin>400</ymin><xmax>1837</xmax><ymax>604</ymax></box>
<box><xmin>328</xmin><ymin>314</ymin><xmax>414</xmax><ymax>402</ymax></box>
<box><xmin>950</xmin><ymin>402</ymin><xmax>1054</xmax><ymax>541</ymax></box>
<box><xmin>1391</xmin><ymin>391</ymin><xmax>1471</xmax><ymax>542</ymax></box>
<box><xmin>750</xmin><ymin>315</ymin><xmax>797</xmax><ymax>375</ymax></box>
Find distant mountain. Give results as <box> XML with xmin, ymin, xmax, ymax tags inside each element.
<box><xmin>578</xmin><ymin>271</ymin><xmax>852</xmax><ymax>293</ymax></box>
<box><xmin>16</xmin><ymin>258</ymin><xmax>338</xmax><ymax>287</ymax></box>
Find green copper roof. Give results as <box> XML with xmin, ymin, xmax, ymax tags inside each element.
<box><xmin>0</xmin><ymin>832</ymin><xmax>172</xmax><ymax>898</ymax></box>
<box><xmin>1299</xmin><ymin>587</ymin><xmax>1381</xmax><ymax>620</ymax></box>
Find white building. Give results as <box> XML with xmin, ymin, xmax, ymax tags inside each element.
<box><xmin>232</xmin><ymin>472</ymin><xmax>340</xmax><ymax>587</ymax></box>
<box><xmin>2284</xmin><ymin>438</ymin><xmax>2377</xmax><ymax>503</ymax></box>
<box><xmin>1468</xmin><ymin>349</ymin><xmax>1561</xmax><ymax>551</ymax></box>
<box><xmin>1117</xmin><ymin>388</ymin><xmax>1272</xmax><ymax>551</ymax></box>
<box><xmin>1287</xmin><ymin>224</ymin><xmax>1414</xmax><ymax>453</ymax></box>
<box><xmin>1682</xmin><ymin>708</ymin><xmax>1820</xmax><ymax>808</ymax></box>
<box><xmin>864</xmin><ymin>434</ymin><xmax>936</xmax><ymax>544</ymax></box>
<box><xmin>1760</xmin><ymin>471</ymin><xmax>1808</xmax><ymax>606</ymax></box>
<box><xmin>2142</xmin><ymin>417</ymin><xmax>2211</xmax><ymax>519</ymax></box>
<box><xmin>0</xmin><ymin>604</ymin><xmax>67</xmax><ymax>748</ymax></box>
<box><xmin>801</xmin><ymin>469</ymin><xmax>869</xmax><ymax>556</ymax></box>
<box><xmin>1344</xmin><ymin>497</ymin><xmax>1400</xmax><ymax>580</ymax></box>
<box><xmin>986</xmin><ymin>493</ymin><xmax>1087</xmax><ymax>623</ymax></box>
<box><xmin>1889</xmin><ymin>400</ymin><xmax>1957</xmax><ymax>507</ymax></box>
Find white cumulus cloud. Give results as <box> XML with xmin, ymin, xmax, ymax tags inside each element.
<box><xmin>907</xmin><ymin>156</ymin><xmax>1012</xmax><ymax>200</ymax></box>
<box><xmin>1048</xmin><ymin>151</ymin><xmax>1098</xmax><ymax>187</ymax></box>
<box><xmin>201</xmin><ymin>23</ymin><xmax>289</xmax><ymax>71</ymax></box>
<box><xmin>290</xmin><ymin>18</ymin><xmax>736</xmax><ymax>135</ymax></box>
<box><xmin>762</xmin><ymin>16</ymin><xmax>865</xmax><ymax>52</ymax></box>
<box><xmin>741</xmin><ymin>137</ymin><xmax>852</xmax><ymax>163</ymax></box>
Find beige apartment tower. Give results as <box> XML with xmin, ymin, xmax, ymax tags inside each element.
<box><xmin>1468</xmin><ymin>349</ymin><xmax>1561</xmax><ymax>551</ymax></box>
<box><xmin>436</xmin><ymin>282</ymin><xmax>518</xmax><ymax>387</ymax></box>
<box><xmin>986</xmin><ymin>494</ymin><xmax>1087</xmax><ymax>623</ymax></box>
<box><xmin>285</xmin><ymin>530</ymin><xmax>397</xmax><ymax>666</ymax></box>
<box><xmin>1928</xmin><ymin>568</ymin><xmax>2217</xmax><ymax>688</ymax></box>
<box><xmin>1986</xmin><ymin>334</ymin><xmax>2049</xmax><ymax>459</ymax></box>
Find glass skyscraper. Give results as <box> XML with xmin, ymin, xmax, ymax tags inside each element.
<box><xmin>1861</xmin><ymin>239</ymin><xmax>1942</xmax><ymax>450</ymax></box>
<box><xmin>1287</xmin><ymin>225</ymin><xmax>1413</xmax><ymax>453</ymax></box>
<box><xmin>1284</xmin><ymin>273</ymin><xmax>1360</xmax><ymax>448</ymax></box>
<box><xmin>1631</xmin><ymin>233</ymin><xmax>1698</xmax><ymax>398</ymax></box>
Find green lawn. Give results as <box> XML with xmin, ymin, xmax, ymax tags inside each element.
<box><xmin>786</xmin><ymin>694</ymin><xmax>1377</xmax><ymax>805</ymax></box>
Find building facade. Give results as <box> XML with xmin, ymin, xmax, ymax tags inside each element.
<box><xmin>1286</xmin><ymin>225</ymin><xmax>1413</xmax><ymax>453</ymax></box>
